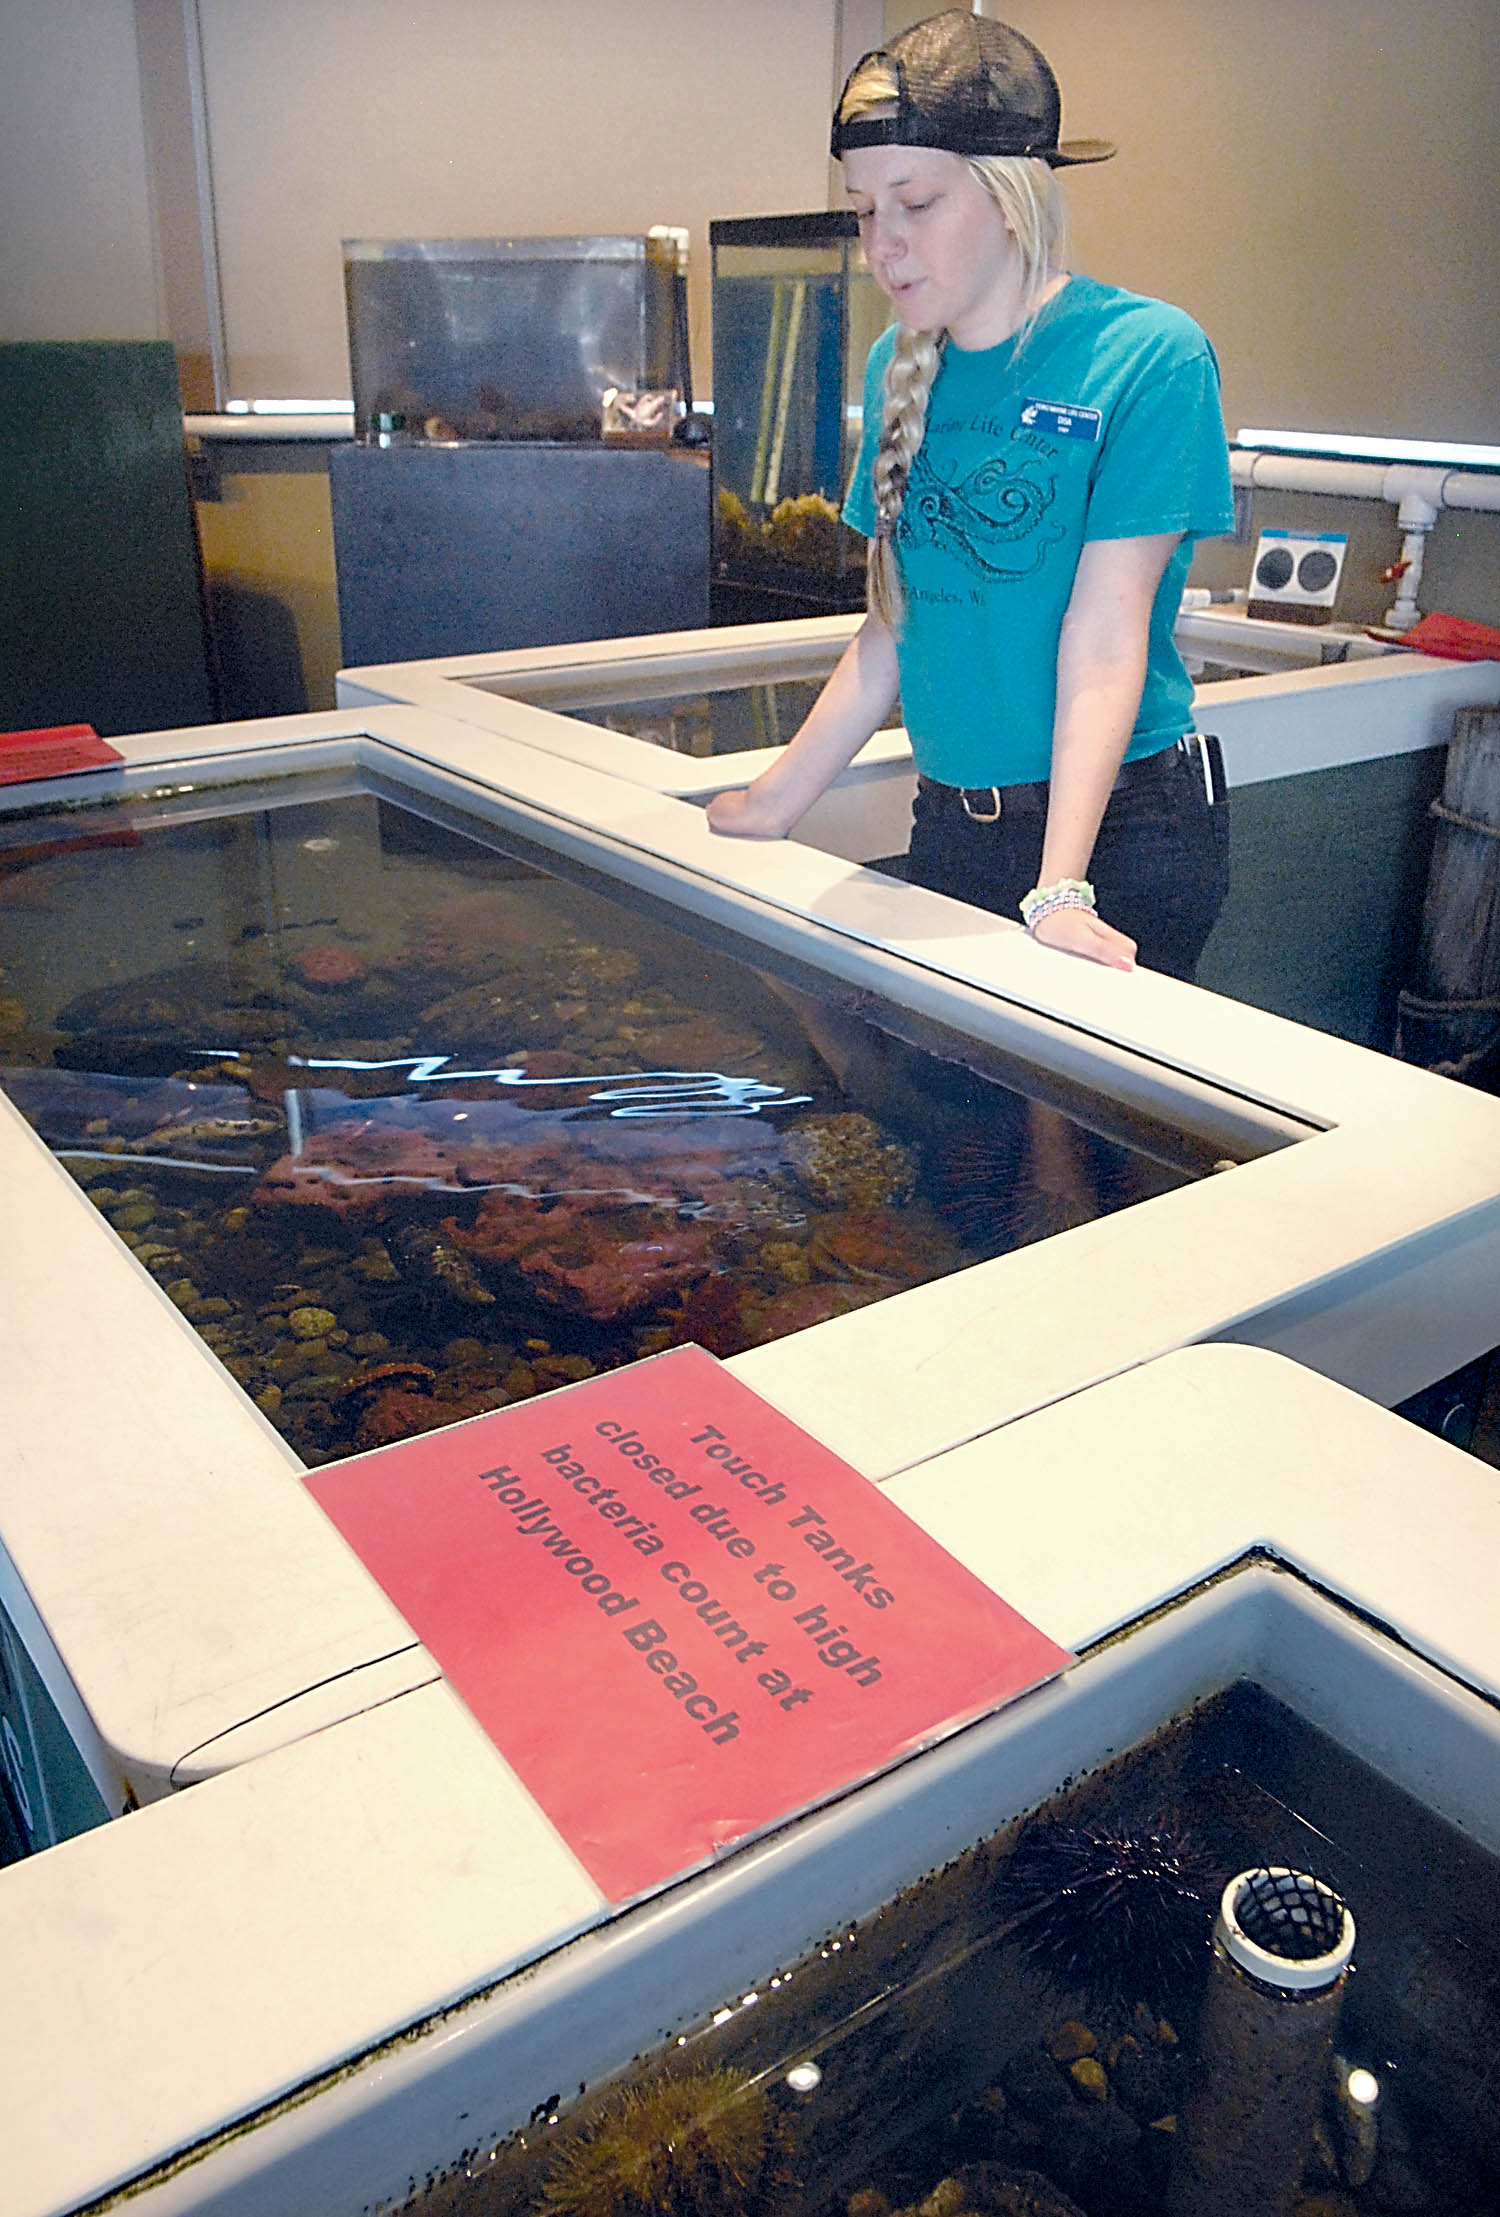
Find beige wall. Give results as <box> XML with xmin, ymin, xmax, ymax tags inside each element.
<box><xmin>875</xmin><ymin>1</ymin><xmax>1500</xmax><ymax>627</ymax></box>
<box><xmin>8</xmin><ymin>0</ymin><xmax>1496</xmax><ymax>441</ymax></box>
<box><xmin>884</xmin><ymin>0</ymin><xmax>1500</xmax><ymax>447</ymax></box>
<box><xmin>198</xmin><ymin>0</ymin><xmax>843</xmax><ymax>402</ymax></box>
<box><xmin>0</xmin><ymin>0</ymin><xmax>161</xmax><ymax>342</ymax></box>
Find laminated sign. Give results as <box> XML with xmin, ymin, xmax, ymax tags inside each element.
<box><xmin>306</xmin><ymin>1342</ymin><xmax>1070</xmax><ymax>1901</ymax></box>
<box><xmin>0</xmin><ymin>725</ymin><xmax>124</xmax><ymax>784</ymax></box>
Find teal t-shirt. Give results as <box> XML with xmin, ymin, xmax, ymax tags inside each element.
<box><xmin>842</xmin><ymin>276</ymin><xmax>1234</xmax><ymax>787</ymax></box>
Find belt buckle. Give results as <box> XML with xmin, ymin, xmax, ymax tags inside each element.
<box><xmin>960</xmin><ymin>786</ymin><xmax>1003</xmax><ymax>823</ymax></box>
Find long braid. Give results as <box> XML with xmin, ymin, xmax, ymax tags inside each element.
<box><xmin>867</xmin><ymin>325</ymin><xmax>943</xmax><ymax>632</ymax></box>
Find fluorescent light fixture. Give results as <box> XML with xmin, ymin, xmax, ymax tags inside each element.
<box><xmin>224</xmin><ymin>398</ymin><xmax>354</xmax><ymax>416</ymax></box>
<box><xmin>1237</xmin><ymin>427</ymin><xmax>1500</xmax><ymax>472</ymax></box>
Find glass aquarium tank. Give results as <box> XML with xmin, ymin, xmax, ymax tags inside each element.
<box><xmin>392</xmin><ymin>1676</ymin><xmax>1500</xmax><ymax>2217</ymax></box>
<box><xmin>548</xmin><ymin>672</ymin><xmax>903</xmax><ymax>758</ymax></box>
<box><xmin>710</xmin><ymin>213</ymin><xmax>891</xmax><ymax>619</ymax></box>
<box><xmin>450</xmin><ymin>625</ymin><xmax>907</xmax><ymax>768</ymax></box>
<box><xmin>0</xmin><ymin>773</ymin><xmax>1246</xmax><ymax>1470</ymax></box>
<box><xmin>343</xmin><ymin>235</ymin><xmax>687</xmax><ymax>444</ymax></box>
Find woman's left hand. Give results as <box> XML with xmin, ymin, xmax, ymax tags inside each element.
<box><xmin>1029</xmin><ymin>906</ymin><xmax>1137</xmax><ymax>970</ymax></box>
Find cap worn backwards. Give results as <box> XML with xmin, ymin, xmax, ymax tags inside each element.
<box><xmin>831</xmin><ymin>9</ymin><xmax>1115</xmax><ymax>168</ymax></box>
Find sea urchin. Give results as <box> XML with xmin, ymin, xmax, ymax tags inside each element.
<box><xmin>995</xmin><ymin>1817</ymin><xmax>1223</xmax><ymax>2010</ymax></box>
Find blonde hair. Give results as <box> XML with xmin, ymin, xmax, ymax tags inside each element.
<box><xmin>839</xmin><ymin>57</ymin><xmax>1068</xmax><ymax>629</ymax></box>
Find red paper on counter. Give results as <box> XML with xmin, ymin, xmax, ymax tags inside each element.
<box><xmin>0</xmin><ymin>725</ymin><xmax>124</xmax><ymax>784</ymax></box>
<box><xmin>306</xmin><ymin>1342</ymin><xmax>1070</xmax><ymax>1903</ymax></box>
<box><xmin>1372</xmin><ymin>611</ymin><xmax>1500</xmax><ymax>663</ymax></box>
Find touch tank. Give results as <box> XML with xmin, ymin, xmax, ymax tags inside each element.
<box><xmin>4</xmin><ymin>701</ymin><xmax>1500</xmax><ymax>1878</ymax></box>
<box><xmin>398</xmin><ymin>1675</ymin><xmax>1500</xmax><ymax>2217</ymax></box>
<box><xmin>532</xmin><ymin>669</ymin><xmax>903</xmax><ymax>761</ymax></box>
<box><xmin>426</xmin><ymin>608</ymin><xmax>1377</xmax><ymax>765</ymax></box>
<box><xmin>0</xmin><ymin>772</ymin><xmax>1238</xmax><ymax>1469</ymax></box>
<box><xmin>2</xmin><ymin>683</ymin><xmax>1500</xmax><ymax>2212</ymax></box>
<box><xmin>14</xmin><ymin>1406</ymin><xmax>1500</xmax><ymax>2217</ymax></box>
<box><xmin>4</xmin><ymin>699</ymin><xmax>1500</xmax><ymax>1474</ymax></box>
<box><xmin>710</xmin><ymin>215</ymin><xmax>890</xmax><ymax>619</ymax></box>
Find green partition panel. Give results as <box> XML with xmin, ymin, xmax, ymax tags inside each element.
<box><xmin>1199</xmin><ymin>747</ymin><xmax>1444</xmax><ymax>1050</ymax></box>
<box><xmin>0</xmin><ymin>1606</ymin><xmax>111</xmax><ymax>1862</ymax></box>
<box><xmin>0</xmin><ymin>342</ymin><xmax>215</xmax><ymax>737</ymax></box>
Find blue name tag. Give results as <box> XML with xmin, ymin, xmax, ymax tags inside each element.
<box><xmin>1020</xmin><ymin>399</ymin><xmax>1101</xmax><ymax>442</ymax></box>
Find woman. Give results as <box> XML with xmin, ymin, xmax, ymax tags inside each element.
<box><xmin>707</xmin><ymin>11</ymin><xmax>1234</xmax><ymax>979</ymax></box>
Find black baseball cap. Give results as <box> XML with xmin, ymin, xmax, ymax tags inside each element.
<box><xmin>831</xmin><ymin>11</ymin><xmax>1115</xmax><ymax>168</ymax></box>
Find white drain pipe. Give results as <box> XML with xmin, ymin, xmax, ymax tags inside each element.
<box><xmin>1229</xmin><ymin>451</ymin><xmax>1500</xmax><ymax>630</ymax></box>
<box><xmin>1386</xmin><ymin>486</ymin><xmax>1439</xmax><ymax>632</ymax></box>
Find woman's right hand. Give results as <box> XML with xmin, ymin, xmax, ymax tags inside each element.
<box><xmin>705</xmin><ymin>612</ymin><xmax>901</xmax><ymax>844</ymax></box>
<box><xmin>704</xmin><ymin>781</ymin><xmax>798</xmax><ymax>839</ymax></box>
<box><xmin>1029</xmin><ymin>904</ymin><xmax>1137</xmax><ymax>970</ymax></box>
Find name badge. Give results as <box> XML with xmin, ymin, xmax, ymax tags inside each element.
<box><xmin>1021</xmin><ymin>399</ymin><xmax>1101</xmax><ymax>442</ymax></box>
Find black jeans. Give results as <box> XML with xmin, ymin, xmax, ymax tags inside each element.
<box><xmin>904</xmin><ymin>740</ymin><xmax>1230</xmax><ymax>982</ymax></box>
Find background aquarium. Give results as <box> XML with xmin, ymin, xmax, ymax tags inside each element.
<box><xmin>399</xmin><ymin>1679</ymin><xmax>1500</xmax><ymax>2217</ymax></box>
<box><xmin>0</xmin><ymin>777</ymin><xmax>1238</xmax><ymax>1467</ymax></box>
<box><xmin>710</xmin><ymin>214</ymin><xmax>891</xmax><ymax>619</ymax></box>
<box><xmin>343</xmin><ymin>235</ymin><xmax>686</xmax><ymax>443</ymax></box>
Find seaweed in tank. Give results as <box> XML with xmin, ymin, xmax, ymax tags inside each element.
<box><xmin>538</xmin><ymin>2067</ymin><xmax>793</xmax><ymax>2217</ymax></box>
<box><xmin>715</xmin><ymin>489</ymin><xmax>862</xmax><ymax>581</ymax></box>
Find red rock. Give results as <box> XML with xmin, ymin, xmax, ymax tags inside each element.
<box><xmin>668</xmin><ymin>1271</ymin><xmax>749</xmax><ymax>1358</ymax></box>
<box><xmin>354</xmin><ymin>1386</ymin><xmax>451</xmax><ymax>1449</ymax></box>
<box><xmin>253</xmin><ymin>1122</ymin><xmax>477</xmax><ymax>1213</ymax></box>
<box><xmin>518</xmin><ymin>1222</ymin><xmax>720</xmax><ymax>1320</ymax></box>
<box><xmin>291</xmin><ymin>944</ymin><xmax>366</xmax><ymax>988</ymax></box>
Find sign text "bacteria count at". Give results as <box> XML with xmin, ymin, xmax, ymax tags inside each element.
<box><xmin>305</xmin><ymin>1342</ymin><xmax>1070</xmax><ymax>1902</ymax></box>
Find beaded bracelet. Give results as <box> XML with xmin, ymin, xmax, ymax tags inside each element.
<box><xmin>1019</xmin><ymin>877</ymin><xmax>1096</xmax><ymax>933</ymax></box>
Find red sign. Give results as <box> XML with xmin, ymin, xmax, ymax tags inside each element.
<box><xmin>305</xmin><ymin>1344</ymin><xmax>1070</xmax><ymax>1903</ymax></box>
<box><xmin>0</xmin><ymin>725</ymin><xmax>124</xmax><ymax>784</ymax></box>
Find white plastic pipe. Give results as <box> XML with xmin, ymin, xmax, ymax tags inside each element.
<box><xmin>1229</xmin><ymin>452</ymin><xmax>1500</xmax><ymax>629</ymax></box>
<box><xmin>1229</xmin><ymin>451</ymin><xmax>1500</xmax><ymax>513</ymax></box>
<box><xmin>1387</xmin><ymin>487</ymin><xmax>1441</xmax><ymax>631</ymax></box>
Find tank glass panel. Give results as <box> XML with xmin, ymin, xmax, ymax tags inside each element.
<box><xmin>457</xmin><ymin>637</ymin><xmax>1281</xmax><ymax>757</ymax></box>
<box><xmin>562</xmin><ymin>678</ymin><xmax>904</xmax><ymax>757</ymax></box>
<box><xmin>401</xmin><ymin>1679</ymin><xmax>1500</xmax><ymax>2216</ymax></box>
<box><xmin>0</xmin><ymin>779</ymin><xmax>1259</xmax><ymax>1466</ymax></box>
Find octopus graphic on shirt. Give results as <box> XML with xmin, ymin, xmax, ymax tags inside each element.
<box><xmin>842</xmin><ymin>279</ymin><xmax>1236</xmax><ymax>785</ymax></box>
<box><xmin>898</xmin><ymin>433</ymin><xmax>1066</xmax><ymax>581</ymax></box>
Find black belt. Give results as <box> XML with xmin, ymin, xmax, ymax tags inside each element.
<box><xmin>917</xmin><ymin>734</ymin><xmax>1219</xmax><ymax>822</ymax></box>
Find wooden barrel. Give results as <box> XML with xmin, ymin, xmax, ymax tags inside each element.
<box><xmin>1394</xmin><ymin>704</ymin><xmax>1500</xmax><ymax>1086</ymax></box>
